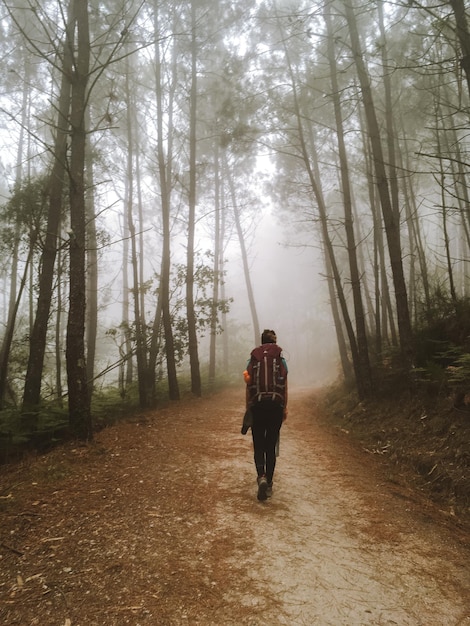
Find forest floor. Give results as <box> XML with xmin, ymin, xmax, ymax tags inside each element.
<box><xmin>0</xmin><ymin>385</ymin><xmax>469</xmax><ymax>626</ymax></box>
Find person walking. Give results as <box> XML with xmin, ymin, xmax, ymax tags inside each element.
<box><xmin>243</xmin><ymin>329</ymin><xmax>288</xmax><ymax>501</ymax></box>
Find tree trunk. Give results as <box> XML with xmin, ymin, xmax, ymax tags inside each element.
<box><xmin>434</xmin><ymin>105</ymin><xmax>457</xmax><ymax>305</ymax></box>
<box><xmin>55</xmin><ymin>245</ymin><xmax>65</xmax><ymax>407</ymax></box>
<box><xmin>125</xmin><ymin>51</ymin><xmax>149</xmax><ymax>408</ymax></box>
<box><xmin>22</xmin><ymin>7</ymin><xmax>73</xmax><ymax>412</ymax></box>
<box><xmin>120</xmin><ymin>180</ymin><xmax>133</xmax><ymax>395</ymax></box>
<box><xmin>325</xmin><ymin>4</ymin><xmax>372</xmax><ymax>392</ymax></box>
<box><xmin>209</xmin><ymin>143</ymin><xmax>221</xmax><ymax>386</ymax></box>
<box><xmin>449</xmin><ymin>0</ymin><xmax>470</xmax><ymax>97</ymax></box>
<box><xmin>0</xmin><ymin>249</ymin><xmax>33</xmax><ymax>409</ymax></box>
<box><xmin>220</xmin><ymin>180</ymin><xmax>229</xmax><ymax>376</ymax></box>
<box><xmin>226</xmin><ymin>161</ymin><xmax>260</xmax><ymax>346</ymax></box>
<box><xmin>274</xmin><ymin>7</ymin><xmax>368</xmax><ymax>397</ymax></box>
<box><xmin>154</xmin><ymin>1</ymin><xmax>179</xmax><ymax>400</ymax></box>
<box><xmin>186</xmin><ymin>0</ymin><xmax>202</xmax><ymax>397</ymax></box>
<box><xmin>397</xmin><ymin>128</ymin><xmax>431</xmax><ymax>316</ymax></box>
<box><xmin>66</xmin><ymin>0</ymin><xmax>91</xmax><ymax>440</ymax></box>
<box><xmin>147</xmin><ymin>290</ymin><xmax>163</xmax><ymax>404</ymax></box>
<box><xmin>358</xmin><ymin>102</ymin><xmax>398</xmax><ymax>350</ymax></box>
<box><xmin>378</xmin><ymin>0</ymin><xmax>400</xmax><ymax>226</ymax></box>
<box><xmin>343</xmin><ymin>0</ymin><xmax>413</xmax><ymax>366</ymax></box>
<box><xmin>0</xmin><ymin>69</ymin><xmax>30</xmax><ymax>409</ymax></box>
<box><xmin>324</xmin><ymin>246</ymin><xmax>354</xmax><ymax>385</ymax></box>
<box><xmin>85</xmin><ymin>107</ymin><xmax>98</xmax><ymax>390</ymax></box>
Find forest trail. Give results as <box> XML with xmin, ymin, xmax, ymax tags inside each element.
<box><xmin>1</xmin><ymin>387</ymin><xmax>469</xmax><ymax>625</ymax></box>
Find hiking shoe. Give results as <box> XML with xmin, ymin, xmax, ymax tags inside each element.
<box><xmin>266</xmin><ymin>482</ymin><xmax>273</xmax><ymax>498</ymax></box>
<box><xmin>257</xmin><ymin>475</ymin><xmax>268</xmax><ymax>501</ymax></box>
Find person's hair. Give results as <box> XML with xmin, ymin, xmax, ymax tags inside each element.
<box><xmin>261</xmin><ymin>329</ymin><xmax>277</xmax><ymax>344</ymax></box>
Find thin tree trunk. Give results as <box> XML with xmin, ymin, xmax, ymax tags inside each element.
<box><xmin>186</xmin><ymin>0</ymin><xmax>202</xmax><ymax>397</ymax></box>
<box><xmin>55</xmin><ymin>244</ymin><xmax>64</xmax><ymax>406</ymax></box>
<box><xmin>209</xmin><ymin>143</ymin><xmax>221</xmax><ymax>386</ymax></box>
<box><xmin>148</xmin><ymin>291</ymin><xmax>163</xmax><ymax>403</ymax></box>
<box><xmin>226</xmin><ymin>161</ymin><xmax>260</xmax><ymax>346</ymax></box>
<box><xmin>325</xmin><ymin>3</ymin><xmax>371</xmax><ymax>392</ymax></box>
<box><xmin>397</xmin><ymin>129</ymin><xmax>431</xmax><ymax>316</ymax></box>
<box><xmin>85</xmin><ymin>107</ymin><xmax>98</xmax><ymax>389</ymax></box>
<box><xmin>435</xmin><ymin>105</ymin><xmax>457</xmax><ymax>304</ymax></box>
<box><xmin>0</xmin><ymin>248</ymin><xmax>34</xmax><ymax>409</ymax></box>
<box><xmin>447</xmin><ymin>121</ymin><xmax>470</xmax><ymax>292</ymax></box>
<box><xmin>22</xmin><ymin>5</ymin><xmax>73</xmax><ymax>412</ymax></box>
<box><xmin>449</xmin><ymin>0</ymin><xmax>470</xmax><ymax>97</ymax></box>
<box><xmin>135</xmin><ymin>135</ymin><xmax>146</xmax><ymax>337</ymax></box>
<box><xmin>154</xmin><ymin>1</ymin><xmax>179</xmax><ymax>400</ymax></box>
<box><xmin>324</xmin><ymin>247</ymin><xmax>354</xmax><ymax>385</ymax></box>
<box><xmin>220</xmin><ymin>178</ymin><xmax>229</xmax><ymax>376</ymax></box>
<box><xmin>125</xmin><ymin>51</ymin><xmax>149</xmax><ymax>408</ymax></box>
<box><xmin>0</xmin><ymin>65</ymin><xmax>30</xmax><ymax>409</ymax></box>
<box><xmin>66</xmin><ymin>0</ymin><xmax>91</xmax><ymax>440</ymax></box>
<box><xmin>399</xmin><ymin>145</ymin><xmax>417</xmax><ymax>323</ymax></box>
<box><xmin>351</xmin><ymin>195</ymin><xmax>375</xmax><ymax>339</ymax></box>
<box><xmin>121</xmin><ymin>189</ymin><xmax>133</xmax><ymax>393</ymax></box>
<box><xmin>378</xmin><ymin>0</ymin><xmax>400</xmax><ymax>225</ymax></box>
<box><xmin>343</xmin><ymin>0</ymin><xmax>413</xmax><ymax>366</ymax></box>
<box><xmin>275</xmin><ymin>7</ymin><xmax>366</xmax><ymax>397</ymax></box>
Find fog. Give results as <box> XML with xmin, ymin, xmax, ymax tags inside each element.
<box><xmin>3</xmin><ymin>0</ymin><xmax>464</xmax><ymax>409</ymax></box>
<box><xmin>87</xmin><ymin>200</ymin><xmax>339</xmax><ymax>392</ymax></box>
<box><xmin>223</xmin><ymin>210</ymin><xmax>339</xmax><ymax>387</ymax></box>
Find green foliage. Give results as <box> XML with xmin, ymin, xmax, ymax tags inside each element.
<box><xmin>0</xmin><ymin>404</ymin><xmax>69</xmax><ymax>463</ymax></box>
<box><xmin>447</xmin><ymin>353</ymin><xmax>470</xmax><ymax>386</ymax></box>
<box><xmin>412</xmin><ymin>293</ymin><xmax>470</xmax><ymax>398</ymax></box>
<box><xmin>171</xmin><ymin>253</ymin><xmax>232</xmax><ymax>345</ymax></box>
<box><xmin>412</xmin><ymin>347</ymin><xmax>470</xmax><ymax>405</ymax></box>
<box><xmin>0</xmin><ymin>374</ymin><xmax>193</xmax><ymax>462</ymax></box>
<box><xmin>415</xmin><ymin>290</ymin><xmax>470</xmax><ymax>350</ymax></box>
<box><xmin>413</xmin><ymin>360</ymin><xmax>450</xmax><ymax>395</ymax></box>
<box><xmin>108</xmin><ymin>251</ymin><xmax>232</xmax><ymax>374</ymax></box>
<box><xmin>0</xmin><ymin>176</ymin><xmax>48</xmax><ymax>254</ymax></box>
<box><xmin>416</xmin><ymin>284</ymin><xmax>453</xmax><ymax>324</ymax></box>
<box><xmin>0</xmin><ymin>331</ymin><xmax>31</xmax><ymax>406</ymax></box>
<box><xmin>91</xmin><ymin>384</ymin><xmax>144</xmax><ymax>428</ymax></box>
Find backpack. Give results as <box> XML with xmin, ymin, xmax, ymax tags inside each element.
<box><xmin>246</xmin><ymin>343</ymin><xmax>287</xmax><ymax>406</ymax></box>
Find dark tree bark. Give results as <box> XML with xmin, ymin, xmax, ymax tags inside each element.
<box><xmin>378</xmin><ymin>0</ymin><xmax>400</xmax><ymax>226</ymax></box>
<box><xmin>325</xmin><ymin>3</ymin><xmax>372</xmax><ymax>392</ymax></box>
<box><xmin>434</xmin><ymin>101</ymin><xmax>457</xmax><ymax>305</ymax></box>
<box><xmin>343</xmin><ymin>0</ymin><xmax>413</xmax><ymax>366</ymax></box>
<box><xmin>449</xmin><ymin>0</ymin><xmax>470</xmax><ymax>97</ymax></box>
<box><xmin>219</xmin><ymin>180</ymin><xmax>229</xmax><ymax>376</ymax></box>
<box><xmin>0</xmin><ymin>249</ymin><xmax>33</xmax><ymax>409</ymax></box>
<box><xmin>273</xmin><ymin>6</ymin><xmax>368</xmax><ymax>397</ymax></box>
<box><xmin>153</xmin><ymin>1</ymin><xmax>179</xmax><ymax>401</ymax></box>
<box><xmin>209</xmin><ymin>143</ymin><xmax>221</xmax><ymax>386</ymax></box>
<box><xmin>125</xmin><ymin>51</ymin><xmax>149</xmax><ymax>408</ymax></box>
<box><xmin>0</xmin><ymin>70</ymin><xmax>31</xmax><ymax>409</ymax></box>
<box><xmin>324</xmin><ymin>247</ymin><xmax>354</xmax><ymax>386</ymax></box>
<box><xmin>186</xmin><ymin>0</ymin><xmax>202</xmax><ymax>397</ymax></box>
<box><xmin>55</xmin><ymin>246</ymin><xmax>65</xmax><ymax>406</ymax></box>
<box><xmin>22</xmin><ymin>5</ymin><xmax>73</xmax><ymax>412</ymax></box>
<box><xmin>121</xmin><ymin>182</ymin><xmax>133</xmax><ymax>393</ymax></box>
<box><xmin>358</xmin><ymin>101</ymin><xmax>398</xmax><ymax>351</ymax></box>
<box><xmin>226</xmin><ymin>161</ymin><xmax>260</xmax><ymax>346</ymax></box>
<box><xmin>85</xmin><ymin>107</ymin><xmax>98</xmax><ymax>390</ymax></box>
<box><xmin>396</xmin><ymin>127</ymin><xmax>431</xmax><ymax>317</ymax></box>
<box><xmin>66</xmin><ymin>0</ymin><xmax>92</xmax><ymax>440</ymax></box>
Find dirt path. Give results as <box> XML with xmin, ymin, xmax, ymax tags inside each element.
<box><xmin>1</xmin><ymin>387</ymin><xmax>469</xmax><ymax>625</ymax></box>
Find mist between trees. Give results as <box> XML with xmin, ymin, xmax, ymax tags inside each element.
<box><xmin>0</xmin><ymin>0</ymin><xmax>469</xmax><ymax>444</ymax></box>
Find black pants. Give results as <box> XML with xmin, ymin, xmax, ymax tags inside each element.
<box><xmin>251</xmin><ymin>400</ymin><xmax>283</xmax><ymax>483</ymax></box>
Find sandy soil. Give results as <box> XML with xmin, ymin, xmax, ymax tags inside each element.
<box><xmin>0</xmin><ymin>386</ymin><xmax>469</xmax><ymax>625</ymax></box>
